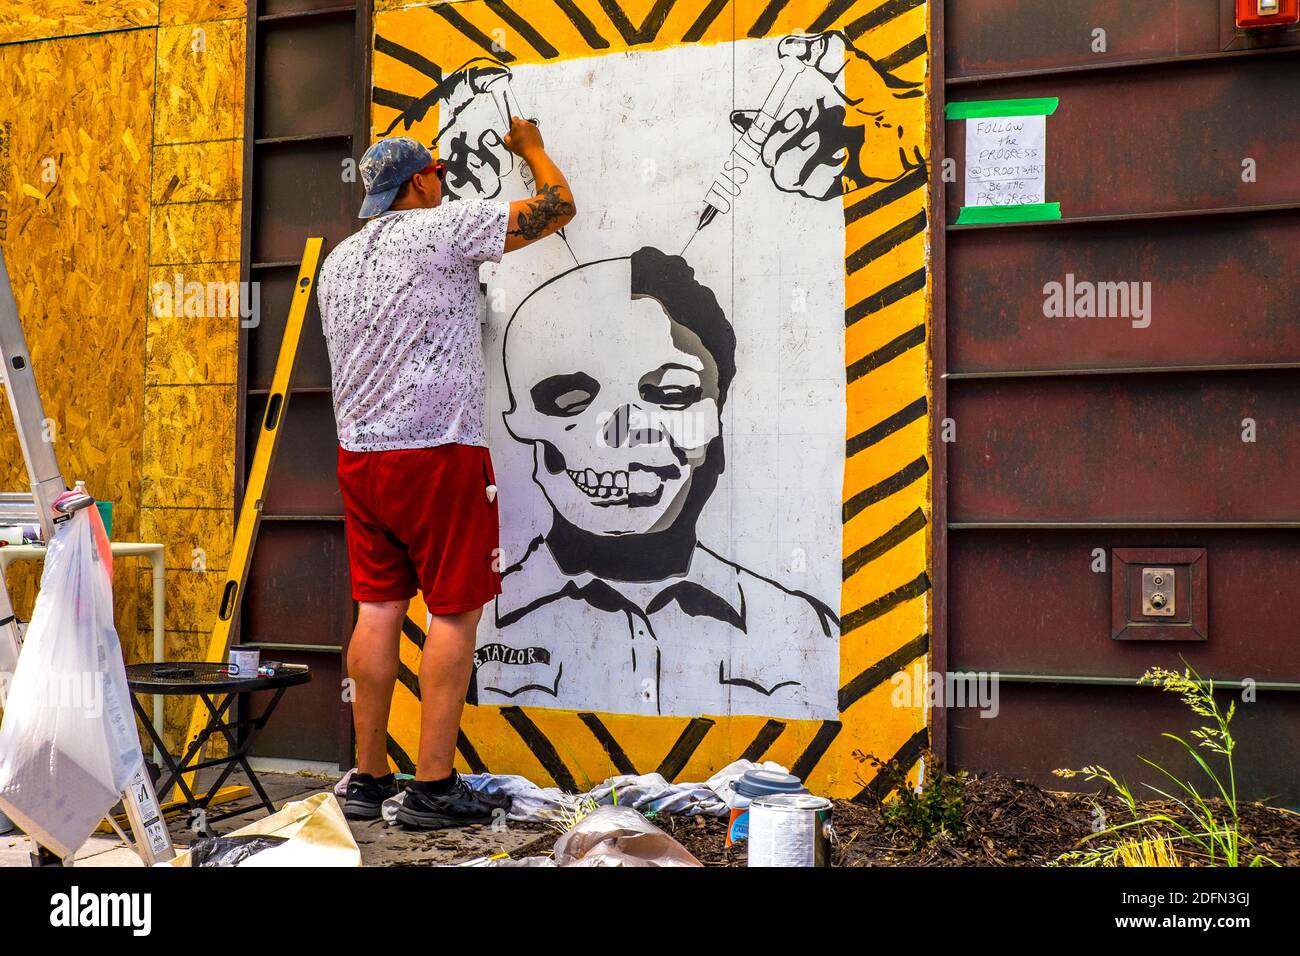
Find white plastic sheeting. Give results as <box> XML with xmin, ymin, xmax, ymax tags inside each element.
<box><xmin>0</xmin><ymin>506</ymin><xmax>143</xmax><ymax>857</ymax></box>
<box><xmin>331</xmin><ymin>759</ymin><xmax>790</xmax><ymax>825</ymax></box>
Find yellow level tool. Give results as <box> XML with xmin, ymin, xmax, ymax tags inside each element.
<box><xmin>178</xmin><ymin>237</ymin><xmax>324</xmax><ymax>796</ymax></box>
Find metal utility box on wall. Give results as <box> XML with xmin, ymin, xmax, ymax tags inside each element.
<box><xmin>1236</xmin><ymin>0</ymin><xmax>1300</xmax><ymax>28</ymax></box>
<box><xmin>1110</xmin><ymin>549</ymin><xmax>1207</xmax><ymax>642</ymax></box>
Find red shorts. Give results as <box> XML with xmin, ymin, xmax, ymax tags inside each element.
<box><xmin>337</xmin><ymin>443</ymin><xmax>501</xmax><ymax>614</ymax></box>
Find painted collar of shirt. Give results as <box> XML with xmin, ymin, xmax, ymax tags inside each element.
<box><xmin>496</xmin><ymin>536</ymin><xmax>747</xmax><ymax>633</ymax></box>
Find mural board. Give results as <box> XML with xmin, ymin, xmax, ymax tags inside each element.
<box><xmin>371</xmin><ymin>0</ymin><xmax>932</xmax><ymax>796</ymax></box>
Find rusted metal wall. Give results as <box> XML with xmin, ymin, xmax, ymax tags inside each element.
<box><xmin>236</xmin><ymin>0</ymin><xmax>371</xmax><ymax>762</ymax></box>
<box><xmin>939</xmin><ymin>0</ymin><xmax>1300</xmax><ymax>801</ymax></box>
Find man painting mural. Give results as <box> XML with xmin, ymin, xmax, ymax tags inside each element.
<box><xmin>335</xmin><ymin>25</ymin><xmax>894</xmax><ymax>752</ymax></box>
<box><xmin>478</xmin><ymin>248</ymin><xmax>840</xmax><ymax>718</ymax></box>
<box><xmin>317</xmin><ymin>118</ymin><xmax>575</xmax><ymax>829</ymax></box>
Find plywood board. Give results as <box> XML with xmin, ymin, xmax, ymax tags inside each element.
<box><xmin>0</xmin><ymin>30</ymin><xmax>157</xmax><ymax>642</ymax></box>
<box><xmin>0</xmin><ymin>1</ymin><xmax>158</xmax><ymax>45</ymax></box>
<box><xmin>371</xmin><ymin>0</ymin><xmax>933</xmax><ymax>796</ymax></box>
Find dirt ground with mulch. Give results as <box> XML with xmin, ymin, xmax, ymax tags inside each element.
<box><xmin>506</xmin><ymin>773</ymin><xmax>1300</xmax><ymax>866</ymax></box>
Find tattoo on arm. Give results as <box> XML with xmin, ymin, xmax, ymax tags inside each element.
<box><xmin>509</xmin><ymin>184</ymin><xmax>574</xmax><ymax>241</ymax></box>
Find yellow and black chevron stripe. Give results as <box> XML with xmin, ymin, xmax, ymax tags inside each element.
<box><xmin>372</xmin><ymin>0</ymin><xmax>932</xmax><ymax>799</ymax></box>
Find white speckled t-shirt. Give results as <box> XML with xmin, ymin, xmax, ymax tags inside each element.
<box><xmin>318</xmin><ymin>200</ymin><xmax>508</xmax><ymax>451</ymax></box>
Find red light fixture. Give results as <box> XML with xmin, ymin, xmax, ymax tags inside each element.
<box><xmin>1236</xmin><ymin>0</ymin><xmax>1300</xmax><ymax>28</ymax></box>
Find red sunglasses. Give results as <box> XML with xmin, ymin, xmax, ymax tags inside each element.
<box><xmin>419</xmin><ymin>160</ymin><xmax>448</xmax><ymax>182</ymax></box>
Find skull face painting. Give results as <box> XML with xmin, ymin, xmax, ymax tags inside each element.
<box><xmin>479</xmin><ymin>248</ymin><xmax>840</xmax><ymax>718</ymax></box>
<box><xmin>503</xmin><ymin>249</ymin><xmax>731</xmax><ymax>545</ymax></box>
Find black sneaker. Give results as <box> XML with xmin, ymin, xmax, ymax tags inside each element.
<box><xmin>343</xmin><ymin>772</ymin><xmax>398</xmax><ymax>820</ymax></box>
<box><xmin>475</xmin><ymin>787</ymin><xmax>513</xmax><ymax>814</ymax></box>
<box><xmin>395</xmin><ymin>772</ymin><xmax>499</xmax><ymax>830</ymax></box>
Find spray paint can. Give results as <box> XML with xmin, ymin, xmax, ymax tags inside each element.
<box><xmin>747</xmin><ymin>794</ymin><xmax>834</xmax><ymax>867</ymax></box>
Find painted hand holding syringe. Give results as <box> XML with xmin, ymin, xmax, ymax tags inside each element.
<box><xmin>689</xmin><ymin>30</ymin><xmax>926</xmax><ymax>242</ymax></box>
<box><xmin>481</xmin><ymin>74</ymin><xmax>579</xmax><ymax>259</ymax></box>
<box><xmin>478</xmin><ymin>70</ymin><xmax>540</xmax><ymax>190</ymax></box>
<box><xmin>442</xmin><ymin>32</ymin><xmax>921</xmax><ymax>249</ymax></box>
<box><xmin>427</xmin><ymin>62</ymin><xmax>550</xmax><ymax>202</ymax></box>
<box><xmin>478</xmin><ymin>52</ymin><xmax>804</xmax><ymax>209</ymax></box>
<box><xmin>692</xmin><ymin>36</ymin><xmax>810</xmax><ymax>235</ymax></box>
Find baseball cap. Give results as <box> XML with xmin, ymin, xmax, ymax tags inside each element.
<box><xmin>357</xmin><ymin>136</ymin><xmax>434</xmax><ymax>218</ymax></box>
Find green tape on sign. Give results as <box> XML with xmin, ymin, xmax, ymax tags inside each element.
<box><xmin>945</xmin><ymin>97</ymin><xmax>1060</xmax><ymax>120</ymax></box>
<box><xmin>955</xmin><ymin>203</ymin><xmax>1062</xmax><ymax>225</ymax></box>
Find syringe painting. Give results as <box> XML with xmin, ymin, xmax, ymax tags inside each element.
<box><xmin>369</xmin><ymin>0</ymin><xmax>930</xmax><ymax>733</ymax></box>
<box><xmin>728</xmin><ymin>31</ymin><xmax>925</xmax><ymax>202</ymax></box>
<box><xmin>377</xmin><ymin>31</ymin><xmax>924</xmax><ymax>209</ymax></box>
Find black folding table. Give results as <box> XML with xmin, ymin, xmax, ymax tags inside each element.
<box><xmin>125</xmin><ymin>662</ymin><xmax>312</xmax><ymax>832</ymax></box>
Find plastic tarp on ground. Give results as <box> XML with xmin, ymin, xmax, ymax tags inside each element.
<box><xmin>163</xmin><ymin>793</ymin><xmax>361</xmax><ymax>867</ymax></box>
<box><xmin>331</xmin><ymin>759</ymin><xmax>791</xmax><ymax>825</ymax></box>
<box><xmin>0</xmin><ymin>505</ymin><xmax>143</xmax><ymax>858</ymax></box>
<box><xmin>549</xmin><ymin>805</ymin><xmax>703</xmax><ymax>866</ymax></box>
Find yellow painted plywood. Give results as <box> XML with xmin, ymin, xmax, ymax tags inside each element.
<box><xmin>136</xmin><ymin>565</ymin><xmax>223</xmax><ymax>633</ymax></box>
<box><xmin>160</xmin><ymin>0</ymin><xmax>247</xmax><ymax>26</ymax></box>
<box><xmin>141</xmin><ymin>384</ymin><xmax>237</xmax><ymax>508</ymax></box>
<box><xmin>140</xmin><ymin>505</ymin><xmax>234</xmax><ymax>573</ymax></box>
<box><xmin>152</xmin><ymin>139</ymin><xmax>242</xmax><ymax>204</ymax></box>
<box><xmin>154</xmin><ymin>19</ymin><xmax>246</xmax><ymax>144</ymax></box>
<box><xmin>0</xmin><ymin>1</ymin><xmax>158</xmax><ymax>45</ymax></box>
<box><xmin>146</xmin><ymin>262</ymin><xmax>241</xmax><ymax>384</ymax></box>
<box><xmin>149</xmin><ymin>199</ymin><xmax>240</xmax><ymax>264</ymax></box>
<box><xmin>0</xmin><ymin>30</ymin><xmax>156</xmax><ymax>652</ymax></box>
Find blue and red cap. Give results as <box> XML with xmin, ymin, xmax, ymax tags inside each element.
<box><xmin>358</xmin><ymin>136</ymin><xmax>434</xmax><ymax>218</ymax></box>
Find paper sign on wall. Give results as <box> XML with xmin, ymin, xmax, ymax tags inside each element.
<box><xmin>947</xmin><ymin>97</ymin><xmax>1061</xmax><ymax>225</ymax></box>
<box><xmin>966</xmin><ymin>114</ymin><xmax>1044</xmax><ymax>206</ymax></box>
